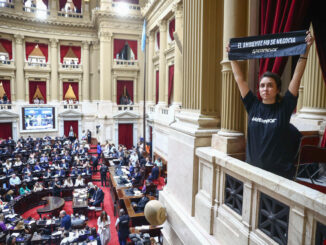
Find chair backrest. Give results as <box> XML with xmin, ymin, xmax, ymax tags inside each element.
<box><xmin>294</xmin><ymin>135</ymin><xmax>320</xmax><ymax>165</ymax></box>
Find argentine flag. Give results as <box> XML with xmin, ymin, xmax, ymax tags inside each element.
<box><xmin>141</xmin><ymin>20</ymin><xmax>146</xmax><ymax>52</ymax></box>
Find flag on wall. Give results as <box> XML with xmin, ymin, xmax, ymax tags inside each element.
<box><xmin>141</xmin><ymin>20</ymin><xmax>146</xmax><ymax>52</ymax></box>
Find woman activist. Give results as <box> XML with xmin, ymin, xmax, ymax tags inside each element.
<box><xmin>226</xmin><ymin>31</ymin><xmax>314</xmax><ymax>178</ymax></box>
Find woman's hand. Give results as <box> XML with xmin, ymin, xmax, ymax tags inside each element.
<box><xmin>225</xmin><ymin>43</ymin><xmax>230</xmax><ymax>53</ymax></box>
<box><xmin>305</xmin><ymin>31</ymin><xmax>314</xmax><ymax>49</ymax></box>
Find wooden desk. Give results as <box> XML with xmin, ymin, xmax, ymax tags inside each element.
<box><xmin>123</xmin><ymin>196</ymin><xmax>156</xmax><ymax>227</ymax></box>
<box><xmin>72</xmin><ymin>189</ymin><xmax>88</xmax><ymax>215</ymax></box>
<box><xmin>13</xmin><ymin>190</ymin><xmax>51</xmax><ymax>215</ymax></box>
<box><xmin>37</xmin><ymin>196</ymin><xmax>65</xmax><ymax>218</ymax></box>
<box><xmin>130</xmin><ymin>225</ymin><xmax>163</xmax><ymax>239</ymax></box>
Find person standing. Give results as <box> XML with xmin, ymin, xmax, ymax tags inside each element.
<box><xmin>97</xmin><ymin>211</ymin><xmax>111</xmax><ymax>245</ymax></box>
<box><xmin>59</xmin><ymin>210</ymin><xmax>71</xmax><ymax>231</ymax></box>
<box><xmin>115</xmin><ymin>209</ymin><xmax>130</xmax><ymax>245</ymax></box>
<box><xmin>87</xmin><ymin>129</ymin><xmax>92</xmax><ymax>144</ymax></box>
<box><xmin>100</xmin><ymin>163</ymin><xmax>108</xmax><ymax>187</ymax></box>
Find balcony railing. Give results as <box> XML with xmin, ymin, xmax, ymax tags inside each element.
<box><xmin>0</xmin><ymin>103</ymin><xmax>12</xmax><ymax>110</ymax></box>
<box><xmin>193</xmin><ymin>147</ymin><xmax>326</xmax><ymax>245</ymax></box>
<box><xmin>117</xmin><ymin>104</ymin><xmax>136</xmax><ymax>111</ymax></box>
<box><xmin>113</xmin><ymin>59</ymin><xmax>138</xmax><ymax>67</ymax></box>
<box><xmin>0</xmin><ymin>1</ymin><xmax>14</xmax><ymax>9</ymax></box>
<box><xmin>112</xmin><ymin>2</ymin><xmax>140</xmax><ymax>11</ymax></box>
<box><xmin>25</xmin><ymin>61</ymin><xmax>49</xmax><ymax>69</ymax></box>
<box><xmin>57</xmin><ymin>11</ymin><xmax>83</xmax><ymax>19</ymax></box>
<box><xmin>0</xmin><ymin>60</ymin><xmax>13</xmax><ymax>65</ymax></box>
<box><xmin>62</xmin><ymin>102</ymin><xmax>81</xmax><ymax>110</ymax></box>
<box><xmin>22</xmin><ymin>6</ymin><xmax>50</xmax><ymax>16</ymax></box>
<box><xmin>61</xmin><ymin>63</ymin><xmax>81</xmax><ymax>69</ymax></box>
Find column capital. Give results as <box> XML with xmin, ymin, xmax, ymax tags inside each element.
<box><xmin>91</xmin><ymin>40</ymin><xmax>100</xmax><ymax>49</ymax></box>
<box><xmin>49</xmin><ymin>38</ymin><xmax>58</xmax><ymax>48</ymax></box>
<box><xmin>14</xmin><ymin>34</ymin><xmax>24</xmax><ymax>44</ymax></box>
<box><xmin>82</xmin><ymin>40</ymin><xmax>90</xmax><ymax>49</ymax></box>
<box><xmin>158</xmin><ymin>20</ymin><xmax>167</xmax><ymax>32</ymax></box>
<box><xmin>98</xmin><ymin>31</ymin><xmax>112</xmax><ymax>41</ymax></box>
<box><xmin>172</xmin><ymin>1</ymin><xmax>183</xmax><ymax>15</ymax></box>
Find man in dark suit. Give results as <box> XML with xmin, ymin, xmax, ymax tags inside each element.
<box><xmin>89</xmin><ymin>185</ymin><xmax>104</xmax><ymax>206</ymax></box>
<box><xmin>52</xmin><ymin>177</ymin><xmax>61</xmax><ymax>197</ymax></box>
<box><xmin>151</xmin><ymin>164</ymin><xmax>159</xmax><ymax>180</ymax></box>
<box><xmin>87</xmin><ymin>130</ymin><xmax>92</xmax><ymax>144</ymax></box>
<box><xmin>99</xmin><ymin>163</ymin><xmax>108</xmax><ymax>187</ymax></box>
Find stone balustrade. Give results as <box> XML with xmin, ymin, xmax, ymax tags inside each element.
<box><xmin>192</xmin><ymin>146</ymin><xmax>326</xmax><ymax>245</ymax></box>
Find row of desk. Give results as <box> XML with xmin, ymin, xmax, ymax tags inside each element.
<box><xmin>108</xmin><ymin>165</ymin><xmax>162</xmax><ymax>238</ymax></box>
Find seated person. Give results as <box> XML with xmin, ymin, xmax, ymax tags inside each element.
<box><xmin>62</xmin><ymin>152</ymin><xmax>72</xmax><ymax>164</ymax></box>
<box><xmin>40</xmin><ymin>153</ymin><xmax>49</xmax><ymax>163</ymax></box>
<box><xmin>89</xmin><ymin>227</ymin><xmax>101</xmax><ymax>244</ymax></box>
<box><xmin>56</xmin><ymin>167</ymin><xmax>66</xmax><ymax>178</ymax></box>
<box><xmin>63</xmin><ymin>177</ymin><xmax>74</xmax><ymax>188</ymax></box>
<box><xmin>27</xmin><ymin>153</ymin><xmax>37</xmax><ymax>165</ymax></box>
<box><xmin>53</xmin><ymin>154</ymin><xmax>61</xmax><ymax>163</ymax></box>
<box><xmin>61</xmin><ymin>159</ymin><xmax>69</xmax><ymax>170</ymax></box>
<box><xmin>19</xmin><ymin>182</ymin><xmax>31</xmax><ymax>195</ymax></box>
<box><xmin>89</xmin><ymin>185</ymin><xmax>104</xmax><ymax>206</ymax></box>
<box><xmin>84</xmin><ymin>166</ymin><xmax>92</xmax><ymax>175</ymax></box>
<box><xmin>74</xmin><ymin>175</ymin><xmax>85</xmax><ymax>187</ymax></box>
<box><xmin>34</xmin><ymin>162</ymin><xmax>43</xmax><ymax>172</ymax></box>
<box><xmin>33</xmin><ymin>181</ymin><xmax>43</xmax><ymax>192</ymax></box>
<box><xmin>151</xmin><ymin>164</ymin><xmax>159</xmax><ymax>180</ymax></box>
<box><xmin>132</xmin><ymin>168</ymin><xmax>142</xmax><ymax>186</ymax></box>
<box><xmin>3</xmin><ymin>159</ymin><xmax>12</xmax><ymax>172</ymax></box>
<box><xmin>43</xmin><ymin>168</ymin><xmax>53</xmax><ymax>179</ymax></box>
<box><xmin>59</xmin><ymin>210</ymin><xmax>71</xmax><ymax>231</ymax></box>
<box><xmin>23</xmin><ymin>172</ymin><xmax>33</xmax><ymax>183</ymax></box>
<box><xmin>155</xmin><ymin>157</ymin><xmax>163</xmax><ymax>168</ymax></box>
<box><xmin>0</xmin><ymin>214</ymin><xmax>7</xmax><ymax>232</ymax></box>
<box><xmin>53</xmin><ymin>162</ymin><xmax>61</xmax><ymax>170</ymax></box>
<box><xmin>9</xmin><ymin>173</ymin><xmax>21</xmax><ymax>187</ymax></box>
<box><xmin>87</xmin><ymin>182</ymin><xmax>96</xmax><ymax>198</ymax></box>
<box><xmin>22</xmin><ymin>164</ymin><xmax>32</xmax><ymax>175</ymax></box>
<box><xmin>4</xmin><ymin>189</ymin><xmax>14</xmax><ymax>202</ymax></box>
<box><xmin>14</xmin><ymin>157</ymin><xmax>23</xmax><ymax>167</ymax></box>
<box><xmin>14</xmin><ymin>220</ymin><xmax>28</xmax><ymax>233</ymax></box>
<box><xmin>70</xmin><ymin>167</ymin><xmax>78</xmax><ymax>176</ymax></box>
<box><xmin>132</xmin><ymin>195</ymin><xmax>150</xmax><ymax>213</ymax></box>
<box><xmin>145</xmin><ymin>156</ymin><xmax>153</xmax><ymax>166</ymax></box>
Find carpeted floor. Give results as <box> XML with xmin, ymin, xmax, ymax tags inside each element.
<box><xmin>21</xmin><ymin>178</ymin><xmax>119</xmax><ymax>245</ymax></box>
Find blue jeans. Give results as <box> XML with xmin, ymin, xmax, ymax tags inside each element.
<box><xmin>118</xmin><ymin>232</ymin><xmax>127</xmax><ymax>245</ymax></box>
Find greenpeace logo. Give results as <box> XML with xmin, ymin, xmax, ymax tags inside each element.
<box><xmin>251</xmin><ymin>117</ymin><xmax>277</xmax><ymax>124</ymax></box>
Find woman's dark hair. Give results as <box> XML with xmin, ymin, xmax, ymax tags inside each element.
<box><xmin>260</xmin><ymin>71</ymin><xmax>282</xmax><ymax>102</ymax></box>
<box><xmin>100</xmin><ymin>211</ymin><xmax>108</xmax><ymax>222</ymax></box>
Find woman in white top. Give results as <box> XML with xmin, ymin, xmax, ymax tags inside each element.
<box><xmin>33</xmin><ymin>182</ymin><xmax>44</xmax><ymax>192</ymax></box>
<box><xmin>14</xmin><ymin>158</ymin><xmax>23</xmax><ymax>167</ymax></box>
<box><xmin>74</xmin><ymin>175</ymin><xmax>84</xmax><ymax>187</ymax></box>
<box><xmin>3</xmin><ymin>160</ymin><xmax>12</xmax><ymax>171</ymax></box>
<box><xmin>64</xmin><ymin>177</ymin><xmax>74</xmax><ymax>188</ymax></box>
<box><xmin>97</xmin><ymin>211</ymin><xmax>111</xmax><ymax>245</ymax></box>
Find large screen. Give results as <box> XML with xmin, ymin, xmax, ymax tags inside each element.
<box><xmin>22</xmin><ymin>107</ymin><xmax>55</xmax><ymax>131</ymax></box>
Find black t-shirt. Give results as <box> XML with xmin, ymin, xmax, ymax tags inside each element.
<box><xmin>242</xmin><ymin>90</ymin><xmax>298</xmax><ymax>173</ymax></box>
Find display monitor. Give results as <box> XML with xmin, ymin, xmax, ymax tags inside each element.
<box><xmin>22</xmin><ymin>107</ymin><xmax>55</xmax><ymax>131</ymax></box>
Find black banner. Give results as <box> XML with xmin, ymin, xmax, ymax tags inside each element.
<box><xmin>228</xmin><ymin>30</ymin><xmax>307</xmax><ymax>60</ymax></box>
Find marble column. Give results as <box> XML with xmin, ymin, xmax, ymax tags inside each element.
<box><xmin>90</xmin><ymin>41</ymin><xmax>100</xmax><ymax>101</ymax></box>
<box><xmin>147</xmin><ymin>32</ymin><xmax>154</xmax><ymax>104</ymax></box>
<box><xmin>158</xmin><ymin>20</ymin><xmax>167</xmax><ymax>105</ymax></box>
<box><xmin>50</xmin><ymin>38</ymin><xmax>58</xmax><ymax>102</ymax></box>
<box><xmin>212</xmin><ymin>0</ymin><xmax>247</xmax><ymax>159</ymax></box>
<box><xmin>172</xmin><ymin>2</ymin><xmax>183</xmax><ymax>107</ymax></box>
<box><xmin>82</xmin><ymin>41</ymin><xmax>90</xmax><ymax>102</ymax></box>
<box><xmin>99</xmin><ymin>30</ymin><xmax>112</xmax><ymax>102</ymax></box>
<box><xmin>14</xmin><ymin>34</ymin><xmax>24</xmax><ymax>103</ymax></box>
<box><xmin>299</xmin><ymin>41</ymin><xmax>326</xmax><ymax>119</ymax></box>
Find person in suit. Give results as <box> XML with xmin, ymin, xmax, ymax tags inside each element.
<box><xmin>52</xmin><ymin>177</ymin><xmax>61</xmax><ymax>197</ymax></box>
<box><xmin>90</xmin><ymin>185</ymin><xmax>104</xmax><ymax>206</ymax></box>
<box><xmin>99</xmin><ymin>163</ymin><xmax>108</xmax><ymax>187</ymax></box>
<box><xmin>87</xmin><ymin>130</ymin><xmax>92</xmax><ymax>144</ymax></box>
<box><xmin>59</xmin><ymin>210</ymin><xmax>71</xmax><ymax>231</ymax></box>
<box><xmin>84</xmin><ymin>166</ymin><xmax>92</xmax><ymax>175</ymax></box>
<box><xmin>151</xmin><ymin>164</ymin><xmax>159</xmax><ymax>180</ymax></box>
